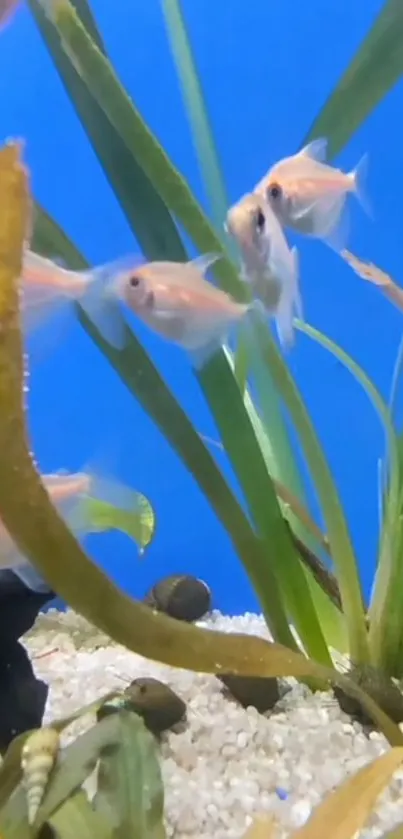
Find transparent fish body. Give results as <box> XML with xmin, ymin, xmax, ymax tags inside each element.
<box><xmin>0</xmin><ymin>469</ymin><xmax>141</xmax><ymax>592</ymax></box>
<box><xmin>225</xmin><ymin>193</ymin><xmax>302</xmax><ymax>348</ymax></box>
<box><xmin>254</xmin><ymin>138</ymin><xmax>369</xmax><ymax>251</ymax></box>
<box><xmin>117</xmin><ymin>254</ymin><xmax>250</xmax><ymax>361</ymax></box>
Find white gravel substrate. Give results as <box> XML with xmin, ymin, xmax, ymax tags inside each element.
<box><xmin>22</xmin><ymin>609</ymin><xmax>403</xmax><ymax>839</ymax></box>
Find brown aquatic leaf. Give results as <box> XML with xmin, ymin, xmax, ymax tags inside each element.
<box><xmin>291</xmin><ymin>746</ymin><xmax>403</xmax><ymax>839</ymax></box>
<box><xmin>342</xmin><ymin>249</ymin><xmax>403</xmax><ymax>314</ymax></box>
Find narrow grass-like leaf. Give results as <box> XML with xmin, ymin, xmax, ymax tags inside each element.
<box><xmin>161</xmin><ymin>0</ymin><xmax>229</xmax><ymax>242</ymax></box>
<box><xmin>198</xmin><ymin>348</ymin><xmax>332</xmax><ymax>664</ymax></box>
<box><xmin>0</xmin><ymin>152</ymin><xmax>392</xmax><ymax>743</ymax></box>
<box><xmin>302</xmin><ymin>0</ymin><xmax>403</xmax><ymax>157</ymax></box>
<box><xmin>94</xmin><ymin>711</ymin><xmax>165</xmax><ymax>839</ymax></box>
<box><xmin>251</xmin><ymin>316</ymin><xmax>369</xmax><ymax>664</ymax></box>
<box><xmin>296</xmin><ymin>320</ymin><xmax>403</xmax><ymax>672</ymax></box>
<box><xmin>28</xmin><ymin>0</ymin><xmax>187</xmax><ymax>263</ymax></box>
<box><xmin>291</xmin><ymin>747</ymin><xmax>403</xmax><ymax>839</ymax></box>
<box><xmin>161</xmin><ymin>0</ymin><xmax>310</xmax><ymax>524</ymax></box>
<box><xmin>34</xmin><ymin>0</ymin><xmax>243</xmax><ymax>296</ymax></box>
<box><xmin>31</xmin><ymin>0</ymin><xmax>332</xmax><ymax>652</ymax></box>
<box><xmin>296</xmin><ymin>319</ymin><xmax>400</xmax><ymax>527</ymax></box>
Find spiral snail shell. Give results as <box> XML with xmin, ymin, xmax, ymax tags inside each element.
<box><xmin>21</xmin><ymin>727</ymin><xmax>60</xmax><ymax>825</ymax></box>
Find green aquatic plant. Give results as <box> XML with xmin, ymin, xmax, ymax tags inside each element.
<box><xmin>0</xmin><ymin>139</ymin><xmax>398</xmax><ymax>743</ymax></box>
<box><xmin>0</xmin><ymin>697</ymin><xmax>166</xmax><ymax>839</ymax></box>
<box><xmin>1</xmin><ymin>0</ymin><xmax>403</xmax><ymax>728</ymax></box>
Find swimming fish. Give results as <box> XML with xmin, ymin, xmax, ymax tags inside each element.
<box><xmin>225</xmin><ymin>193</ymin><xmax>301</xmax><ymax>348</ymax></box>
<box><xmin>254</xmin><ymin>138</ymin><xmax>370</xmax><ymax>251</ymax></box>
<box><xmin>21</xmin><ymin>251</ymin><xmax>252</xmax><ymax>365</ymax></box>
<box><xmin>0</xmin><ymin>468</ymin><xmax>144</xmax><ymax>592</ymax></box>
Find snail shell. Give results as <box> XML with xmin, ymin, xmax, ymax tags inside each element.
<box><xmin>21</xmin><ymin>727</ymin><xmax>60</xmax><ymax>825</ymax></box>
<box><xmin>219</xmin><ymin>674</ymin><xmax>280</xmax><ymax>713</ymax></box>
<box><xmin>144</xmin><ymin>574</ymin><xmax>211</xmax><ymax>622</ymax></box>
<box><xmin>124</xmin><ymin>677</ymin><xmax>187</xmax><ymax>734</ymax></box>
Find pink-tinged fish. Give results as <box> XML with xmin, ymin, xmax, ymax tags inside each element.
<box><xmin>225</xmin><ymin>193</ymin><xmax>301</xmax><ymax>348</ymax></box>
<box><xmin>0</xmin><ymin>469</ymin><xmax>139</xmax><ymax>592</ymax></box>
<box><xmin>21</xmin><ymin>250</ymin><xmax>253</xmax><ymax>366</ymax></box>
<box><xmin>254</xmin><ymin>138</ymin><xmax>370</xmax><ymax>251</ymax></box>
<box><xmin>0</xmin><ymin>0</ymin><xmax>20</xmax><ymax>31</ymax></box>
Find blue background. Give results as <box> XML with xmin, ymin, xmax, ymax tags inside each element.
<box><xmin>0</xmin><ymin>0</ymin><xmax>402</xmax><ymax>614</ymax></box>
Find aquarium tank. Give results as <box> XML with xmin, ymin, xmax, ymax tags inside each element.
<box><xmin>1</xmin><ymin>0</ymin><xmax>403</xmax><ymax>837</ymax></box>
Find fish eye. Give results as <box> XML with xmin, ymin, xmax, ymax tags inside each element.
<box><xmin>255</xmin><ymin>208</ymin><xmax>266</xmax><ymax>233</ymax></box>
<box><xmin>268</xmin><ymin>182</ymin><xmax>282</xmax><ymax>200</ymax></box>
<box><xmin>129</xmin><ymin>274</ymin><xmax>141</xmax><ymax>288</ymax></box>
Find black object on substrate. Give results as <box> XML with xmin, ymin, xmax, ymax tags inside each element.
<box><xmin>97</xmin><ymin>676</ymin><xmax>187</xmax><ymax>737</ymax></box>
<box><xmin>333</xmin><ymin>662</ymin><xmax>403</xmax><ymax>729</ymax></box>
<box><xmin>219</xmin><ymin>673</ymin><xmax>280</xmax><ymax>713</ymax></box>
<box><xmin>0</xmin><ymin>569</ymin><xmax>55</xmax><ymax>754</ymax></box>
<box><xmin>144</xmin><ymin>574</ymin><xmax>212</xmax><ymax>622</ymax></box>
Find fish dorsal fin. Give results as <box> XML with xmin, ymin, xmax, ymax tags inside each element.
<box><xmin>298</xmin><ymin>138</ymin><xmax>328</xmax><ymax>162</ymax></box>
<box><xmin>189</xmin><ymin>253</ymin><xmax>223</xmax><ymax>276</ymax></box>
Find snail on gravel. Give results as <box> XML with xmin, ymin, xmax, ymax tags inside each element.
<box><xmin>144</xmin><ymin>574</ymin><xmax>212</xmax><ymax>622</ymax></box>
<box><xmin>97</xmin><ymin>677</ymin><xmax>187</xmax><ymax>737</ymax></box>
<box><xmin>219</xmin><ymin>674</ymin><xmax>280</xmax><ymax>713</ymax></box>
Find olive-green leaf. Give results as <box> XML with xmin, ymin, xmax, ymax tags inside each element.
<box><xmin>94</xmin><ymin>711</ymin><xmax>165</xmax><ymax>839</ymax></box>
<box><xmin>48</xmin><ymin>790</ymin><xmax>113</xmax><ymax>839</ymax></box>
<box><xmin>303</xmin><ymin>0</ymin><xmax>403</xmax><ymax>157</ymax></box>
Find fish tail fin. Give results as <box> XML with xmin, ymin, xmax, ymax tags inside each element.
<box><xmin>62</xmin><ymin>467</ymin><xmax>154</xmax><ymax>553</ymax></box>
<box><xmin>79</xmin><ymin>259</ymin><xmax>132</xmax><ymax>350</ymax></box>
<box><xmin>350</xmin><ymin>153</ymin><xmax>372</xmax><ymax>217</ymax></box>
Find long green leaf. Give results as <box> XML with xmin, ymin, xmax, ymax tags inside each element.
<box><xmin>49</xmin><ymin>792</ymin><xmax>113</xmax><ymax>839</ymax></box>
<box><xmin>296</xmin><ymin>320</ymin><xmax>400</xmax><ymax>528</ymax></box>
<box><xmin>302</xmin><ymin>0</ymin><xmax>403</xmax><ymax>157</ymax></box>
<box><xmin>29</xmin><ymin>0</ymin><xmax>187</xmax><ymax>263</ymax></box>
<box><xmin>160</xmin><ymin>0</ymin><xmax>310</xmax><ymax>515</ymax></box>
<box><xmin>251</xmin><ymin>316</ymin><xmax>369</xmax><ymax>664</ymax></box>
<box><xmin>29</xmin><ymin>1</ymin><xmax>306</xmax><ymax>646</ymax></box>
<box><xmin>34</xmin><ymin>0</ymin><xmax>243</xmax><ymax>295</ymax></box>
<box><xmin>161</xmin><ymin>0</ymin><xmax>229</xmax><ymax>241</ymax></box>
<box><xmin>31</xmin><ymin>215</ymin><xmax>296</xmax><ymax>643</ymax></box>
<box><xmin>296</xmin><ymin>319</ymin><xmax>403</xmax><ymax>671</ymax></box>
<box><xmin>94</xmin><ymin>711</ymin><xmax>165</xmax><ymax>839</ymax></box>
<box><xmin>198</xmin><ymin>348</ymin><xmax>331</xmax><ymax>664</ymax></box>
